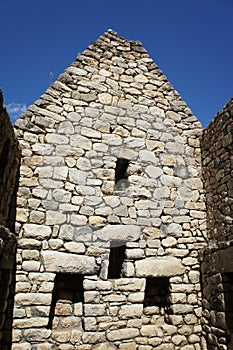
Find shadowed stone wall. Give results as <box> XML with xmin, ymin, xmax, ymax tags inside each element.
<box><xmin>0</xmin><ymin>90</ymin><xmax>20</xmax><ymax>349</ymax></box>
<box><xmin>201</xmin><ymin>98</ymin><xmax>233</xmax><ymax>350</ymax></box>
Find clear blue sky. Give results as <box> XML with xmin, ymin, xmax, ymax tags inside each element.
<box><xmin>1</xmin><ymin>0</ymin><xmax>232</xmax><ymax>127</ymax></box>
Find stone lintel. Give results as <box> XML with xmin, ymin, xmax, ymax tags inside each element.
<box><xmin>41</xmin><ymin>250</ymin><xmax>99</xmax><ymax>275</ymax></box>
<box><xmin>135</xmin><ymin>256</ymin><xmax>185</xmax><ymax>277</ymax></box>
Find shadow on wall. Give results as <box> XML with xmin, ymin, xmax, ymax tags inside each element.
<box><xmin>0</xmin><ymin>90</ymin><xmax>20</xmax><ymax>349</ymax></box>
<box><xmin>201</xmin><ymin>98</ymin><xmax>233</xmax><ymax>350</ymax></box>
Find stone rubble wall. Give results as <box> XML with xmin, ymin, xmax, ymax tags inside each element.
<box><xmin>0</xmin><ymin>90</ymin><xmax>20</xmax><ymax>228</ymax></box>
<box><xmin>201</xmin><ymin>98</ymin><xmax>233</xmax><ymax>243</ymax></box>
<box><xmin>0</xmin><ymin>91</ymin><xmax>20</xmax><ymax>348</ymax></box>
<box><xmin>11</xmin><ymin>30</ymin><xmax>207</xmax><ymax>350</ymax></box>
<box><xmin>201</xmin><ymin>98</ymin><xmax>233</xmax><ymax>349</ymax></box>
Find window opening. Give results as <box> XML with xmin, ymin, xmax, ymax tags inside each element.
<box><xmin>47</xmin><ymin>273</ymin><xmax>84</xmax><ymax>329</ymax></box>
<box><xmin>144</xmin><ymin>277</ymin><xmax>171</xmax><ymax>308</ymax></box>
<box><xmin>108</xmin><ymin>244</ymin><xmax>126</xmax><ymax>279</ymax></box>
<box><xmin>115</xmin><ymin>158</ymin><xmax>129</xmax><ymax>191</ymax></box>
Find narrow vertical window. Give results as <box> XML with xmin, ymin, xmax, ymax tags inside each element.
<box><xmin>115</xmin><ymin>158</ymin><xmax>129</xmax><ymax>191</ymax></box>
<box><xmin>108</xmin><ymin>244</ymin><xmax>126</xmax><ymax>279</ymax></box>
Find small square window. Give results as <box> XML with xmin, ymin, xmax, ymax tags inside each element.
<box><xmin>144</xmin><ymin>277</ymin><xmax>170</xmax><ymax>308</ymax></box>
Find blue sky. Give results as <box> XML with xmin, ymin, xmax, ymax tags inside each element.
<box><xmin>1</xmin><ymin>0</ymin><xmax>232</xmax><ymax>127</ymax></box>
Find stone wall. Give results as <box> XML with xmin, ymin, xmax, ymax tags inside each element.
<box><xmin>0</xmin><ymin>90</ymin><xmax>20</xmax><ymax>228</ymax></box>
<box><xmin>201</xmin><ymin>98</ymin><xmax>233</xmax><ymax>349</ymax></box>
<box><xmin>11</xmin><ymin>30</ymin><xmax>207</xmax><ymax>350</ymax></box>
<box><xmin>0</xmin><ymin>91</ymin><xmax>20</xmax><ymax>348</ymax></box>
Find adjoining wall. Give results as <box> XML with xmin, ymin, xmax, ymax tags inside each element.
<box><xmin>0</xmin><ymin>90</ymin><xmax>20</xmax><ymax>349</ymax></box>
<box><xmin>0</xmin><ymin>90</ymin><xmax>20</xmax><ymax>229</ymax></box>
<box><xmin>12</xmin><ymin>30</ymin><xmax>207</xmax><ymax>350</ymax></box>
<box><xmin>201</xmin><ymin>98</ymin><xmax>233</xmax><ymax>349</ymax></box>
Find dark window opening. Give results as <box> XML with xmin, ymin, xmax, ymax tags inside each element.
<box><xmin>47</xmin><ymin>273</ymin><xmax>84</xmax><ymax>329</ymax></box>
<box><xmin>222</xmin><ymin>273</ymin><xmax>233</xmax><ymax>333</ymax></box>
<box><xmin>144</xmin><ymin>277</ymin><xmax>171</xmax><ymax>308</ymax></box>
<box><xmin>0</xmin><ymin>139</ymin><xmax>10</xmax><ymax>182</ymax></box>
<box><xmin>108</xmin><ymin>244</ymin><xmax>126</xmax><ymax>279</ymax></box>
<box><xmin>115</xmin><ymin>158</ymin><xmax>129</xmax><ymax>191</ymax></box>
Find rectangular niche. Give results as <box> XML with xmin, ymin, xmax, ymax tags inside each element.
<box><xmin>222</xmin><ymin>272</ymin><xmax>233</xmax><ymax>333</ymax></box>
<box><xmin>47</xmin><ymin>273</ymin><xmax>84</xmax><ymax>330</ymax></box>
<box><xmin>144</xmin><ymin>277</ymin><xmax>171</xmax><ymax>308</ymax></box>
<box><xmin>115</xmin><ymin>158</ymin><xmax>129</xmax><ymax>191</ymax></box>
<box><xmin>108</xmin><ymin>244</ymin><xmax>126</xmax><ymax>279</ymax></box>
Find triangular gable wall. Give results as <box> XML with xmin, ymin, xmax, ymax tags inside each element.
<box><xmin>11</xmin><ymin>30</ymin><xmax>207</xmax><ymax>349</ymax></box>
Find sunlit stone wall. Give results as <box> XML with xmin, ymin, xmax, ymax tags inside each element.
<box><xmin>12</xmin><ymin>30</ymin><xmax>207</xmax><ymax>349</ymax></box>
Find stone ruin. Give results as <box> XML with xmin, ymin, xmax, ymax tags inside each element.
<box><xmin>0</xmin><ymin>30</ymin><xmax>232</xmax><ymax>350</ymax></box>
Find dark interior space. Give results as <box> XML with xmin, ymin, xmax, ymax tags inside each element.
<box><xmin>47</xmin><ymin>273</ymin><xmax>84</xmax><ymax>329</ymax></box>
<box><xmin>222</xmin><ymin>273</ymin><xmax>233</xmax><ymax>337</ymax></box>
<box><xmin>108</xmin><ymin>244</ymin><xmax>126</xmax><ymax>279</ymax></box>
<box><xmin>115</xmin><ymin>158</ymin><xmax>129</xmax><ymax>191</ymax></box>
<box><xmin>144</xmin><ymin>277</ymin><xmax>171</xmax><ymax>308</ymax></box>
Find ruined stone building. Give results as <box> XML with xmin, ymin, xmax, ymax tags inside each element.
<box><xmin>0</xmin><ymin>30</ymin><xmax>232</xmax><ymax>350</ymax></box>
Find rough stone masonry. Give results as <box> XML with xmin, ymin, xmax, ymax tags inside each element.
<box><xmin>11</xmin><ymin>29</ymin><xmax>207</xmax><ymax>350</ymax></box>
<box><xmin>0</xmin><ymin>29</ymin><xmax>231</xmax><ymax>350</ymax></box>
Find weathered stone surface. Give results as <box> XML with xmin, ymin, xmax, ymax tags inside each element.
<box><xmin>6</xmin><ymin>29</ymin><xmax>213</xmax><ymax>350</ymax></box>
<box><xmin>94</xmin><ymin>225</ymin><xmax>140</xmax><ymax>246</ymax></box>
<box><xmin>135</xmin><ymin>257</ymin><xmax>185</xmax><ymax>277</ymax></box>
<box><xmin>92</xmin><ymin>343</ymin><xmax>117</xmax><ymax>350</ymax></box>
<box><xmin>119</xmin><ymin>304</ymin><xmax>143</xmax><ymax>319</ymax></box>
<box><xmin>41</xmin><ymin>251</ymin><xmax>99</xmax><ymax>274</ymax></box>
<box><xmin>106</xmin><ymin>328</ymin><xmax>139</xmax><ymax>341</ymax></box>
<box><xmin>24</xmin><ymin>329</ymin><xmax>51</xmax><ymax>342</ymax></box>
<box><xmin>64</xmin><ymin>242</ymin><xmax>86</xmax><ymax>253</ymax></box>
<box><xmin>15</xmin><ymin>293</ymin><xmax>52</xmax><ymax>306</ymax></box>
<box><xmin>23</xmin><ymin>224</ymin><xmax>51</xmax><ymax>239</ymax></box>
<box><xmin>84</xmin><ymin>279</ymin><xmax>112</xmax><ymax>291</ymax></box>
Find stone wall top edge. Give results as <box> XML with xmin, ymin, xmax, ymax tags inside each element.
<box><xmin>14</xmin><ymin>31</ymin><xmax>205</xmax><ymax>130</ymax></box>
<box><xmin>0</xmin><ymin>91</ymin><xmax>17</xmax><ymax>143</ymax></box>
<box><xmin>203</xmin><ymin>97</ymin><xmax>233</xmax><ymax>134</ymax></box>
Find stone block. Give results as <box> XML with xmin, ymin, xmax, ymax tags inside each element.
<box><xmin>51</xmin><ymin>330</ymin><xmax>71</xmax><ymax>343</ymax></box>
<box><xmin>119</xmin><ymin>304</ymin><xmax>143</xmax><ymax>319</ymax></box>
<box><xmin>15</xmin><ymin>293</ymin><xmax>52</xmax><ymax>306</ymax></box>
<box><xmin>13</xmin><ymin>317</ymin><xmax>48</xmax><ymax>328</ymax></box>
<box><xmin>84</xmin><ymin>279</ymin><xmax>112</xmax><ymax>291</ymax></box>
<box><xmin>84</xmin><ymin>304</ymin><xmax>106</xmax><ymax>316</ymax></box>
<box><xmin>12</xmin><ymin>343</ymin><xmax>32</xmax><ymax>350</ymax></box>
<box><xmin>24</xmin><ymin>224</ymin><xmax>52</xmax><ymax>240</ymax></box>
<box><xmin>93</xmin><ymin>343</ymin><xmax>117</xmax><ymax>350</ymax></box>
<box><xmin>94</xmin><ymin>224</ymin><xmax>140</xmax><ymax>247</ymax></box>
<box><xmin>114</xmin><ymin>278</ymin><xmax>145</xmax><ymax>291</ymax></box>
<box><xmin>135</xmin><ymin>257</ymin><xmax>185</xmax><ymax>277</ymax></box>
<box><xmin>24</xmin><ymin>329</ymin><xmax>51</xmax><ymax>342</ymax></box>
<box><xmin>64</xmin><ymin>242</ymin><xmax>86</xmax><ymax>253</ymax></box>
<box><xmin>82</xmin><ymin>331</ymin><xmax>106</xmax><ymax>344</ymax></box>
<box><xmin>106</xmin><ymin>328</ymin><xmax>139</xmax><ymax>341</ymax></box>
<box><xmin>22</xmin><ymin>260</ymin><xmax>40</xmax><ymax>272</ymax></box>
<box><xmin>41</xmin><ymin>250</ymin><xmax>99</xmax><ymax>274</ymax></box>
